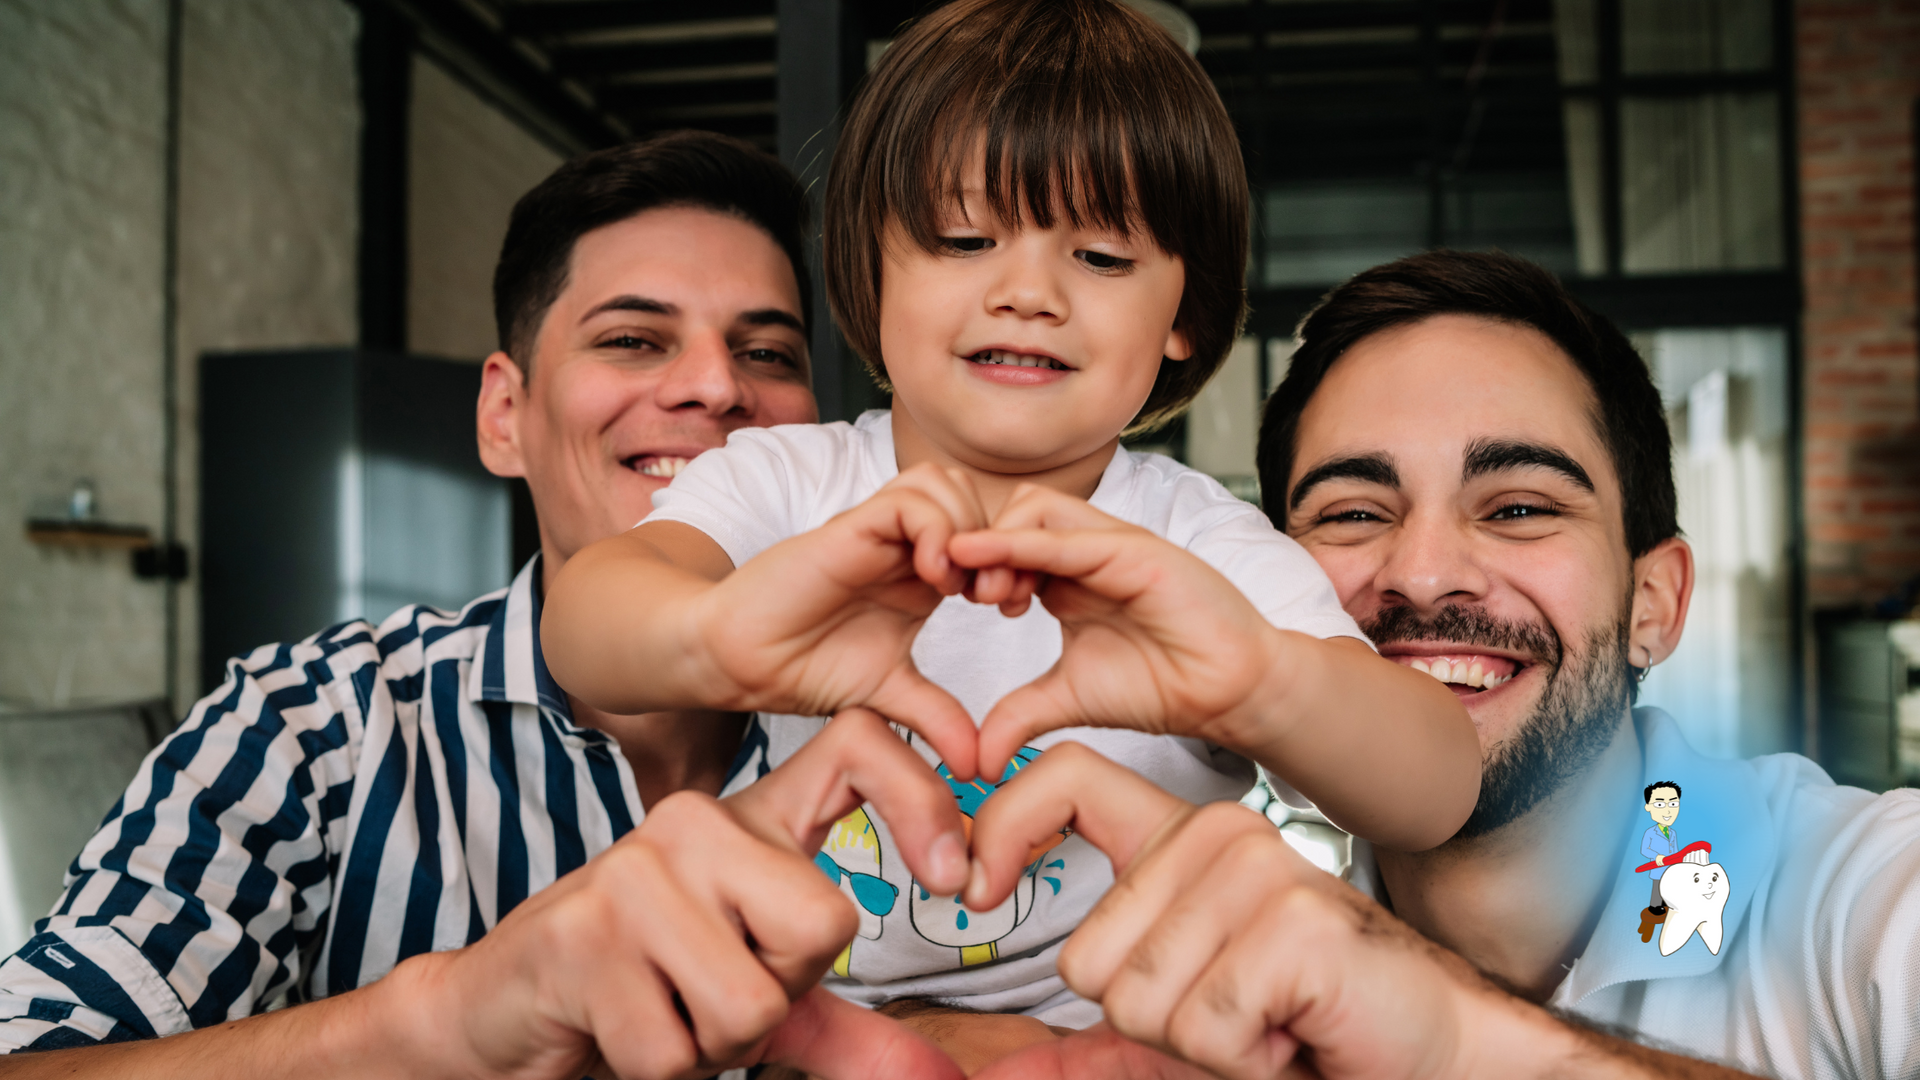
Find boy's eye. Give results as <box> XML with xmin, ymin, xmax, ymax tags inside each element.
<box><xmin>940</xmin><ymin>236</ymin><xmax>993</xmax><ymax>255</ymax></box>
<box><xmin>1076</xmin><ymin>250</ymin><xmax>1134</xmax><ymax>273</ymax></box>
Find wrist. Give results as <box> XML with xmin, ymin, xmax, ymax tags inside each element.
<box><xmin>338</xmin><ymin>952</ymin><xmax>464</xmax><ymax>1080</ymax></box>
<box><xmin>1221</xmin><ymin>626</ymin><xmax>1310</xmax><ymax>761</ymax></box>
<box><xmin>1458</xmin><ymin>990</ymin><xmax>1625</xmax><ymax>1080</ymax></box>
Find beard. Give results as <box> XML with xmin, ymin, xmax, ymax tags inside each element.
<box><xmin>1361</xmin><ymin>601</ymin><xmax>1632</xmax><ymax>842</ymax></box>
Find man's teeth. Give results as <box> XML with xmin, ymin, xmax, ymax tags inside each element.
<box><xmin>971</xmin><ymin>349</ymin><xmax>1068</xmax><ymax>370</ymax></box>
<box><xmin>639</xmin><ymin>456</ymin><xmax>692</xmax><ymax>478</ymax></box>
<box><xmin>1408</xmin><ymin>658</ymin><xmax>1512</xmax><ymax>689</ymax></box>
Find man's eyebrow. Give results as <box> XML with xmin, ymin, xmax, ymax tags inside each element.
<box><xmin>738</xmin><ymin>308</ymin><xmax>806</xmax><ymax>333</ymax></box>
<box><xmin>580</xmin><ymin>295</ymin><xmax>674</xmax><ymax>322</ymax></box>
<box><xmin>1288</xmin><ymin>453</ymin><xmax>1401</xmax><ymax>511</ymax></box>
<box><xmin>1461</xmin><ymin>438</ymin><xmax>1595</xmax><ymax>492</ymax></box>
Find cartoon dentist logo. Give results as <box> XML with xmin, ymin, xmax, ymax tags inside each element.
<box><xmin>814</xmin><ymin>807</ymin><xmax>896</xmax><ymax>977</ymax></box>
<box><xmin>1632</xmin><ymin>780</ymin><xmax>1729</xmax><ymax>956</ymax></box>
<box><xmin>911</xmin><ymin>747</ymin><xmax>1070</xmax><ymax>967</ymax></box>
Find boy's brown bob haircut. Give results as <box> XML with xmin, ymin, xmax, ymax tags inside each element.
<box><xmin>825</xmin><ymin>0</ymin><xmax>1249</xmax><ymax>435</ymax></box>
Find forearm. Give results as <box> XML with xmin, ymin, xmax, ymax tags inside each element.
<box><xmin>1476</xmin><ymin>995</ymin><xmax>1763</xmax><ymax>1080</ymax></box>
<box><xmin>543</xmin><ymin>527</ymin><xmax>728</xmax><ymax>713</ymax></box>
<box><xmin>1235</xmin><ymin>634</ymin><xmax>1479</xmax><ymax>851</ymax></box>
<box><xmin>0</xmin><ymin>963</ymin><xmax>428</xmax><ymax>1080</ymax></box>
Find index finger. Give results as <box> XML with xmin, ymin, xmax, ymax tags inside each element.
<box><xmin>726</xmin><ymin>709</ymin><xmax>972</xmax><ymax>897</ymax></box>
<box><xmin>963</xmin><ymin>742</ymin><xmax>1189</xmax><ymax>912</ymax></box>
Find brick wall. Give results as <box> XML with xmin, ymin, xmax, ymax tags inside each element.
<box><xmin>1799</xmin><ymin>0</ymin><xmax>1920</xmax><ymax>608</ymax></box>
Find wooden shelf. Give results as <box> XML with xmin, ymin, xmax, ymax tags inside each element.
<box><xmin>25</xmin><ymin>519</ymin><xmax>153</xmax><ymax>550</ymax></box>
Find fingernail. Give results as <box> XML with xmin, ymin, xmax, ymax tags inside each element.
<box><xmin>967</xmin><ymin>858</ymin><xmax>989</xmax><ymax>907</ymax></box>
<box><xmin>931</xmin><ymin>831</ymin><xmax>968</xmax><ymax>889</ymax></box>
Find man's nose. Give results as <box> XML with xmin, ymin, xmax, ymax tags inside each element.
<box><xmin>985</xmin><ymin>244</ymin><xmax>1068</xmax><ymax>322</ymax></box>
<box><xmin>1371</xmin><ymin>508</ymin><xmax>1492</xmax><ymax>610</ymax></box>
<box><xmin>653</xmin><ymin>331</ymin><xmax>748</xmax><ymax>416</ymax></box>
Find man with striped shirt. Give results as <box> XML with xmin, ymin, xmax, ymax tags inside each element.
<box><xmin>0</xmin><ymin>133</ymin><xmax>977</xmax><ymax>1079</ymax></box>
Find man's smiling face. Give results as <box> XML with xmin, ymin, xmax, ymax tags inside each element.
<box><xmin>1284</xmin><ymin>314</ymin><xmax>1637</xmax><ymax>836</ymax></box>
<box><xmin>478</xmin><ymin>206</ymin><xmax>817</xmax><ymax>568</ymax></box>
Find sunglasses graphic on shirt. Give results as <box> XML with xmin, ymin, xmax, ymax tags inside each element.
<box><xmin>813</xmin><ymin>850</ymin><xmax>900</xmax><ymax>916</ymax></box>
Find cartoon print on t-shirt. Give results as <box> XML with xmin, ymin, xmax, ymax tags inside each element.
<box><xmin>910</xmin><ymin>747</ymin><xmax>1070</xmax><ymax>967</ymax></box>
<box><xmin>813</xmin><ymin>806</ymin><xmax>896</xmax><ymax>977</ymax></box>
<box><xmin>1631</xmin><ymin>779</ymin><xmax>1728</xmax><ymax>955</ymax></box>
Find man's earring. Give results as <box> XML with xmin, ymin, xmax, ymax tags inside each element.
<box><xmin>1635</xmin><ymin>665</ymin><xmax>1651</xmax><ymax>684</ymax></box>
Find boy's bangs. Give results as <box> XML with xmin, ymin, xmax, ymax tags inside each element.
<box><xmin>899</xmin><ymin>93</ymin><xmax>1151</xmax><ymax>250</ymax></box>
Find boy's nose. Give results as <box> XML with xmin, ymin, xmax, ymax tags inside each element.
<box><xmin>985</xmin><ymin>248</ymin><xmax>1068</xmax><ymax>322</ymax></box>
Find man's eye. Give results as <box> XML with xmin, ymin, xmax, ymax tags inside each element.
<box><xmin>1316</xmin><ymin>508</ymin><xmax>1382</xmax><ymax>525</ymax></box>
<box><xmin>940</xmin><ymin>236</ymin><xmax>992</xmax><ymax>254</ymax></box>
<box><xmin>1077</xmin><ymin>250</ymin><xmax>1134</xmax><ymax>272</ymax></box>
<box><xmin>599</xmin><ymin>334</ymin><xmax>657</xmax><ymax>351</ymax></box>
<box><xmin>740</xmin><ymin>347</ymin><xmax>797</xmax><ymax>368</ymax></box>
<box><xmin>1488</xmin><ymin>502</ymin><xmax>1561</xmax><ymax>521</ymax></box>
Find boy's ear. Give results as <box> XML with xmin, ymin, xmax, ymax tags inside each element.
<box><xmin>1163</xmin><ymin>325</ymin><xmax>1193</xmax><ymax>362</ymax></box>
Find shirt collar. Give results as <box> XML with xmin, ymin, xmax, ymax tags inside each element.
<box><xmin>470</xmin><ymin>554</ymin><xmax>577</xmax><ymax>721</ymax></box>
<box><xmin>1553</xmin><ymin>706</ymin><xmax>1778</xmax><ymax>1004</ymax></box>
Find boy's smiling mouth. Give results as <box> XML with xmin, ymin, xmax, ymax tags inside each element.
<box><xmin>966</xmin><ymin>348</ymin><xmax>1073</xmax><ymax>371</ymax></box>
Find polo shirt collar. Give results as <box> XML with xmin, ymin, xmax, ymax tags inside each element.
<box><xmin>470</xmin><ymin>554</ymin><xmax>577</xmax><ymax>721</ymax></box>
<box><xmin>1554</xmin><ymin>706</ymin><xmax>1778</xmax><ymax>1004</ymax></box>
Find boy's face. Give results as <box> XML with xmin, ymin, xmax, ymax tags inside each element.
<box><xmin>876</xmin><ymin>182</ymin><xmax>1191</xmax><ymax>478</ymax></box>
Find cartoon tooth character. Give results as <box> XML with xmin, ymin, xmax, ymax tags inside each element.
<box><xmin>814</xmin><ymin>807</ymin><xmax>895</xmax><ymax>977</ymax></box>
<box><xmin>1656</xmin><ymin>850</ymin><xmax>1728</xmax><ymax>956</ymax></box>
<box><xmin>910</xmin><ymin>747</ymin><xmax>1068</xmax><ymax>967</ymax></box>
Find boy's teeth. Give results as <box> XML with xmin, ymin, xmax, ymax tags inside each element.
<box><xmin>973</xmin><ymin>349</ymin><xmax>1067</xmax><ymax>370</ymax></box>
<box><xmin>639</xmin><ymin>456</ymin><xmax>692</xmax><ymax>478</ymax></box>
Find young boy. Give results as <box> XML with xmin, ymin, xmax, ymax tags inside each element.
<box><xmin>544</xmin><ymin>0</ymin><xmax>1477</xmax><ymax>1029</ymax></box>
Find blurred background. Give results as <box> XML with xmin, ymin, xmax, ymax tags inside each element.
<box><xmin>0</xmin><ymin>0</ymin><xmax>1915</xmax><ymax>935</ymax></box>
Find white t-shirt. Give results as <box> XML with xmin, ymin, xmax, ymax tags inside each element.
<box><xmin>647</xmin><ymin>410</ymin><xmax>1363</xmax><ymax>1025</ymax></box>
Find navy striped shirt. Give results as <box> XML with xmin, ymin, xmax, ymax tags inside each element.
<box><xmin>0</xmin><ymin>557</ymin><xmax>652</xmax><ymax>1052</ymax></box>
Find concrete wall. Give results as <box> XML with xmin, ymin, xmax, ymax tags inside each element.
<box><xmin>174</xmin><ymin>0</ymin><xmax>361</xmax><ymax>704</ymax></box>
<box><xmin>0</xmin><ymin>0</ymin><xmax>360</xmax><ymax>713</ymax></box>
<box><xmin>409</xmin><ymin>55</ymin><xmax>564</xmax><ymax>362</ymax></box>
<box><xmin>0</xmin><ymin>1</ymin><xmax>170</xmax><ymax>708</ymax></box>
<box><xmin>1798</xmin><ymin>0</ymin><xmax>1920</xmax><ymax>608</ymax></box>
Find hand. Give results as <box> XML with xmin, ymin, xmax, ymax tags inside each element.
<box><xmin>965</xmin><ymin>743</ymin><xmax>1746</xmax><ymax>1080</ymax></box>
<box><xmin>394</xmin><ymin>710</ymin><xmax>970</xmax><ymax>1080</ymax></box>
<box><xmin>688</xmin><ymin>463</ymin><xmax>995</xmax><ymax>778</ymax></box>
<box><xmin>947</xmin><ymin>485</ymin><xmax>1295</xmax><ymax>777</ymax></box>
<box><xmin>875</xmin><ymin>1000</ymin><xmax>1071</xmax><ymax>1076</ymax></box>
<box><xmin>972</xmin><ymin>1024</ymin><xmax>1218</xmax><ymax>1080</ymax></box>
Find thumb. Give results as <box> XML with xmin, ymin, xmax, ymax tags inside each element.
<box><xmin>759</xmin><ymin>986</ymin><xmax>965</xmax><ymax>1080</ymax></box>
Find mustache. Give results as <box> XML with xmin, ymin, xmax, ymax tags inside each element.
<box><xmin>1359</xmin><ymin>604</ymin><xmax>1562</xmax><ymax>667</ymax></box>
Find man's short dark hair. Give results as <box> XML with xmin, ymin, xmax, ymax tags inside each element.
<box><xmin>825</xmin><ymin>0</ymin><xmax>1249</xmax><ymax>435</ymax></box>
<box><xmin>493</xmin><ymin>130</ymin><xmax>812</xmax><ymax>369</ymax></box>
<box><xmin>1257</xmin><ymin>250</ymin><xmax>1678</xmax><ymax>559</ymax></box>
<box><xmin>1645</xmin><ymin>781</ymin><xmax>1682</xmax><ymax>802</ymax></box>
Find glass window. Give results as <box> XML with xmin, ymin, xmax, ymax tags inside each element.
<box><xmin>1621</xmin><ymin>93</ymin><xmax>1784</xmax><ymax>272</ymax></box>
<box><xmin>1637</xmin><ymin>328</ymin><xmax>1794</xmax><ymax>758</ymax></box>
<box><xmin>1262</xmin><ymin>181</ymin><xmax>1428</xmax><ymax>288</ymax></box>
<box><xmin>1621</xmin><ymin>0</ymin><xmax>1772</xmax><ymax>75</ymax></box>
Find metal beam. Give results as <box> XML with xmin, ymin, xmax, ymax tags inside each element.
<box><xmin>358</xmin><ymin>3</ymin><xmax>411</xmax><ymax>353</ymax></box>
<box><xmin>778</xmin><ymin>0</ymin><xmax>868</xmax><ymax>422</ymax></box>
